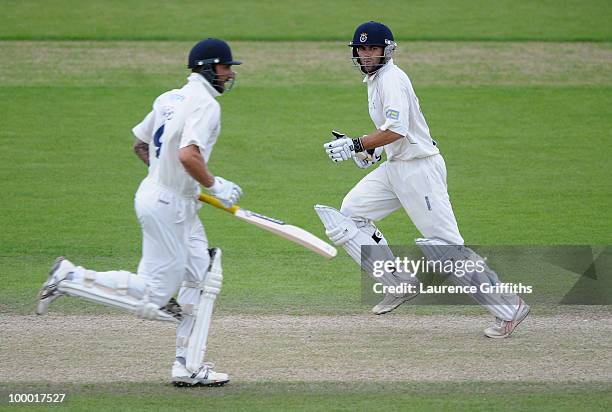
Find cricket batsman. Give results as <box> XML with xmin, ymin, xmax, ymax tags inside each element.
<box><xmin>36</xmin><ymin>38</ymin><xmax>242</xmax><ymax>385</ymax></box>
<box><xmin>315</xmin><ymin>22</ymin><xmax>530</xmax><ymax>338</ymax></box>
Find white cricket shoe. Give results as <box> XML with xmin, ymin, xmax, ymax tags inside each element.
<box><xmin>372</xmin><ymin>291</ymin><xmax>420</xmax><ymax>315</ymax></box>
<box><xmin>171</xmin><ymin>361</ymin><xmax>229</xmax><ymax>387</ymax></box>
<box><xmin>484</xmin><ymin>298</ymin><xmax>530</xmax><ymax>338</ymax></box>
<box><xmin>35</xmin><ymin>257</ymin><xmax>75</xmax><ymax>315</ymax></box>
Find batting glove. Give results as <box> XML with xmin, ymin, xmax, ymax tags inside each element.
<box><xmin>354</xmin><ymin>147</ymin><xmax>384</xmax><ymax>169</ymax></box>
<box><xmin>324</xmin><ymin>130</ymin><xmax>366</xmax><ymax>163</ymax></box>
<box><xmin>207</xmin><ymin>176</ymin><xmax>243</xmax><ymax>208</ymax></box>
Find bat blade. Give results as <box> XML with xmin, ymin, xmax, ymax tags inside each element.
<box><xmin>234</xmin><ymin>209</ymin><xmax>337</xmax><ymax>259</ymax></box>
<box><xmin>199</xmin><ymin>193</ymin><xmax>337</xmax><ymax>259</ymax></box>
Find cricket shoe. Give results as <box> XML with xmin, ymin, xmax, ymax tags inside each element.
<box><xmin>484</xmin><ymin>298</ymin><xmax>530</xmax><ymax>338</ymax></box>
<box><xmin>372</xmin><ymin>290</ymin><xmax>420</xmax><ymax>315</ymax></box>
<box><xmin>171</xmin><ymin>361</ymin><xmax>229</xmax><ymax>387</ymax></box>
<box><xmin>35</xmin><ymin>257</ymin><xmax>75</xmax><ymax>315</ymax></box>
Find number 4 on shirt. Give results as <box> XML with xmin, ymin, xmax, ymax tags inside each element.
<box><xmin>153</xmin><ymin>124</ymin><xmax>165</xmax><ymax>158</ymax></box>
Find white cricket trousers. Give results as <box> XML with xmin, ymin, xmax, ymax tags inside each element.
<box><xmin>340</xmin><ymin>154</ymin><xmax>522</xmax><ymax>320</ymax></box>
<box><xmin>134</xmin><ymin>178</ymin><xmax>210</xmax><ymax>308</ymax></box>
<box><xmin>136</xmin><ymin>178</ymin><xmax>212</xmax><ymax>358</ymax></box>
<box><xmin>341</xmin><ymin>154</ymin><xmax>464</xmax><ymax>245</ymax></box>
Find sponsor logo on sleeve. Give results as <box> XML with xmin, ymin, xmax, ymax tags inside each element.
<box><xmin>385</xmin><ymin>109</ymin><xmax>400</xmax><ymax>120</ymax></box>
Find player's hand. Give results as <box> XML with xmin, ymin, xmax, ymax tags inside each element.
<box><xmin>324</xmin><ymin>130</ymin><xmax>364</xmax><ymax>163</ymax></box>
<box><xmin>353</xmin><ymin>147</ymin><xmax>383</xmax><ymax>169</ymax></box>
<box><xmin>324</xmin><ymin>137</ymin><xmax>354</xmax><ymax>162</ymax></box>
<box><xmin>207</xmin><ymin>176</ymin><xmax>243</xmax><ymax>208</ymax></box>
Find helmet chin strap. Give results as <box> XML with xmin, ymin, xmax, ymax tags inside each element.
<box><xmin>351</xmin><ymin>55</ymin><xmax>386</xmax><ymax>75</ymax></box>
<box><xmin>351</xmin><ymin>42</ymin><xmax>395</xmax><ymax>75</ymax></box>
<box><xmin>194</xmin><ymin>65</ymin><xmax>231</xmax><ymax>94</ymax></box>
<box><xmin>211</xmin><ymin>76</ymin><xmax>225</xmax><ymax>94</ymax></box>
<box><xmin>211</xmin><ymin>74</ymin><xmax>236</xmax><ymax>94</ymax></box>
<box><xmin>221</xmin><ymin>77</ymin><xmax>235</xmax><ymax>93</ymax></box>
<box><xmin>365</xmin><ymin>59</ymin><xmax>385</xmax><ymax>74</ymax></box>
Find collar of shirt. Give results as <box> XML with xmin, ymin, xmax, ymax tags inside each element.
<box><xmin>187</xmin><ymin>72</ymin><xmax>221</xmax><ymax>98</ymax></box>
<box><xmin>363</xmin><ymin>59</ymin><xmax>394</xmax><ymax>84</ymax></box>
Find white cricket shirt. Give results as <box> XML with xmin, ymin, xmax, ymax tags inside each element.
<box><xmin>365</xmin><ymin>59</ymin><xmax>439</xmax><ymax>160</ymax></box>
<box><xmin>132</xmin><ymin>73</ymin><xmax>221</xmax><ymax>197</ymax></box>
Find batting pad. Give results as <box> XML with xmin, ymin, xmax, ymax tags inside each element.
<box><xmin>57</xmin><ymin>271</ymin><xmax>178</xmax><ymax>323</ymax></box>
<box><xmin>416</xmin><ymin>238</ymin><xmax>520</xmax><ymax>320</ymax></box>
<box><xmin>315</xmin><ymin>205</ymin><xmax>418</xmax><ymax>295</ymax></box>
<box><xmin>185</xmin><ymin>248</ymin><xmax>223</xmax><ymax>373</ymax></box>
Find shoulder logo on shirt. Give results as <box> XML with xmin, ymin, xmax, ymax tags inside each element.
<box><xmin>162</xmin><ymin>107</ymin><xmax>174</xmax><ymax>121</ymax></box>
<box><xmin>169</xmin><ymin>93</ymin><xmax>185</xmax><ymax>102</ymax></box>
<box><xmin>385</xmin><ymin>109</ymin><xmax>400</xmax><ymax>120</ymax></box>
<box><xmin>360</xmin><ymin>32</ymin><xmax>368</xmax><ymax>42</ymax></box>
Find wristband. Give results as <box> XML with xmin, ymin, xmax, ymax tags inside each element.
<box><xmin>352</xmin><ymin>137</ymin><xmax>365</xmax><ymax>153</ymax></box>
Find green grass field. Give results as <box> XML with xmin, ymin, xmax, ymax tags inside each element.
<box><xmin>2</xmin><ymin>0</ymin><xmax>611</xmax><ymax>41</ymax></box>
<box><xmin>1</xmin><ymin>42</ymin><xmax>610</xmax><ymax>315</ymax></box>
<box><xmin>1</xmin><ymin>382</ymin><xmax>611</xmax><ymax>411</ymax></box>
<box><xmin>1</xmin><ymin>1</ymin><xmax>611</xmax><ymax>410</ymax></box>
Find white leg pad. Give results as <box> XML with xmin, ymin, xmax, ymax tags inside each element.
<box><xmin>185</xmin><ymin>248</ymin><xmax>223</xmax><ymax>373</ymax></box>
<box><xmin>315</xmin><ymin>205</ymin><xmax>417</xmax><ymax>294</ymax></box>
<box><xmin>57</xmin><ymin>268</ymin><xmax>177</xmax><ymax>322</ymax></box>
<box><xmin>416</xmin><ymin>238</ymin><xmax>519</xmax><ymax>320</ymax></box>
<box><xmin>175</xmin><ymin>291</ymin><xmax>198</xmax><ymax>359</ymax></box>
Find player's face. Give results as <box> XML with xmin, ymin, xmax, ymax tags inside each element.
<box><xmin>357</xmin><ymin>46</ymin><xmax>384</xmax><ymax>73</ymax></box>
<box><xmin>214</xmin><ymin>64</ymin><xmax>236</xmax><ymax>92</ymax></box>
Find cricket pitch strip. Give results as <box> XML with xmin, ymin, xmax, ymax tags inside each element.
<box><xmin>1</xmin><ymin>311</ymin><xmax>610</xmax><ymax>383</ymax></box>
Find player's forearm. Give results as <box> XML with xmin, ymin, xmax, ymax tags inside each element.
<box><xmin>133</xmin><ymin>139</ymin><xmax>150</xmax><ymax>166</ymax></box>
<box><xmin>178</xmin><ymin>145</ymin><xmax>215</xmax><ymax>188</ymax></box>
<box><xmin>360</xmin><ymin>129</ymin><xmax>403</xmax><ymax>150</ymax></box>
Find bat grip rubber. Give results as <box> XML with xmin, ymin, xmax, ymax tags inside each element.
<box><xmin>198</xmin><ymin>193</ymin><xmax>240</xmax><ymax>214</ymax></box>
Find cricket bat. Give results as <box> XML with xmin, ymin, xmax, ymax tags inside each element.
<box><xmin>199</xmin><ymin>193</ymin><xmax>337</xmax><ymax>259</ymax></box>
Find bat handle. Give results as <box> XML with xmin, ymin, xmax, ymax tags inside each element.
<box><xmin>199</xmin><ymin>193</ymin><xmax>240</xmax><ymax>214</ymax></box>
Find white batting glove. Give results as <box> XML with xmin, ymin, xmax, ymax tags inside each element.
<box><xmin>354</xmin><ymin>147</ymin><xmax>384</xmax><ymax>169</ymax></box>
<box><xmin>207</xmin><ymin>176</ymin><xmax>243</xmax><ymax>208</ymax></box>
<box><xmin>325</xmin><ymin>137</ymin><xmax>354</xmax><ymax>162</ymax></box>
<box><xmin>324</xmin><ymin>130</ymin><xmax>365</xmax><ymax>163</ymax></box>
